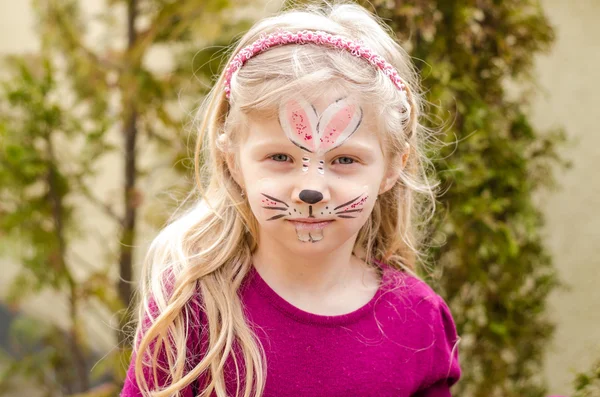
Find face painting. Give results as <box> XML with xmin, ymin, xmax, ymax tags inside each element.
<box><xmin>236</xmin><ymin>92</ymin><xmax>396</xmax><ymax>254</ymax></box>
<box><xmin>279</xmin><ymin>96</ymin><xmax>363</xmax><ymax>158</ymax></box>
<box><xmin>261</xmin><ymin>191</ymin><xmax>370</xmax><ymax>243</ymax></box>
<box><xmin>267</xmin><ymin>96</ymin><xmax>366</xmax><ymax>242</ymax></box>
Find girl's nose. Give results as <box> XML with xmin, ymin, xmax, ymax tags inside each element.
<box><xmin>292</xmin><ymin>183</ymin><xmax>331</xmax><ymax>205</ymax></box>
<box><xmin>299</xmin><ymin>189</ymin><xmax>323</xmax><ymax>204</ymax></box>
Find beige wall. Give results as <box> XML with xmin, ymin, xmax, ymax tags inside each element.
<box><xmin>532</xmin><ymin>0</ymin><xmax>600</xmax><ymax>394</ymax></box>
<box><xmin>0</xmin><ymin>0</ymin><xmax>598</xmax><ymax>395</ymax></box>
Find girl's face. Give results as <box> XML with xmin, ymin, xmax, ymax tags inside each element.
<box><xmin>231</xmin><ymin>92</ymin><xmax>402</xmax><ymax>255</ymax></box>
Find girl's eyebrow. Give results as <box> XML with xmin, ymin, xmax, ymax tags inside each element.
<box><xmin>327</xmin><ymin>141</ymin><xmax>375</xmax><ymax>154</ymax></box>
<box><xmin>249</xmin><ymin>139</ymin><xmax>297</xmax><ymax>152</ymax></box>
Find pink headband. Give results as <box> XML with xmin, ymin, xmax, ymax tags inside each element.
<box><xmin>223</xmin><ymin>29</ymin><xmax>409</xmax><ymax>101</ymax></box>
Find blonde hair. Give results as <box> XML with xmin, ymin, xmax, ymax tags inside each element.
<box><xmin>132</xmin><ymin>2</ymin><xmax>440</xmax><ymax>396</ymax></box>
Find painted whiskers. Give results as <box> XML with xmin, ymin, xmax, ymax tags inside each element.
<box><xmin>261</xmin><ymin>192</ymin><xmax>368</xmax><ymax>243</ymax></box>
<box><xmin>261</xmin><ymin>192</ymin><xmax>367</xmax><ymax>221</ymax></box>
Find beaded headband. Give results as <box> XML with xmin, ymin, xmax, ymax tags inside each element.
<box><xmin>223</xmin><ymin>29</ymin><xmax>410</xmax><ymax>110</ymax></box>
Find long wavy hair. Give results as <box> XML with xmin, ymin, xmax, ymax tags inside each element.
<box><xmin>132</xmin><ymin>2</ymin><xmax>440</xmax><ymax>396</ymax></box>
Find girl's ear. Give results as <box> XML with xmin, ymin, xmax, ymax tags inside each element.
<box><xmin>225</xmin><ymin>152</ymin><xmax>245</xmax><ymax>191</ymax></box>
<box><xmin>378</xmin><ymin>143</ymin><xmax>410</xmax><ymax>195</ymax></box>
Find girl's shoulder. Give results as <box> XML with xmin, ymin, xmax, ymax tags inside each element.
<box><xmin>380</xmin><ymin>262</ymin><xmax>442</xmax><ymax>299</ymax></box>
<box><xmin>378</xmin><ymin>262</ymin><xmax>454</xmax><ymax>321</ymax></box>
<box><xmin>378</xmin><ymin>262</ymin><xmax>462</xmax><ymax>388</ymax></box>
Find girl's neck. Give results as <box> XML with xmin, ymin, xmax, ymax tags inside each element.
<box><xmin>251</xmin><ymin>234</ymin><xmax>380</xmax><ymax>311</ymax></box>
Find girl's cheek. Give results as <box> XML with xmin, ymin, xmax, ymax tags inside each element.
<box><xmin>247</xmin><ymin>178</ymin><xmax>288</xmax><ymax>221</ymax></box>
<box><xmin>326</xmin><ymin>183</ymin><xmax>377</xmax><ymax>224</ymax></box>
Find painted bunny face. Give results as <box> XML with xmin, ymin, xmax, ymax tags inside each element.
<box><xmin>234</xmin><ymin>92</ymin><xmax>399</xmax><ymax>254</ymax></box>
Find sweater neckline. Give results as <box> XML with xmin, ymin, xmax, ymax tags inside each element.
<box><xmin>247</xmin><ymin>261</ymin><xmax>390</xmax><ymax>326</ymax></box>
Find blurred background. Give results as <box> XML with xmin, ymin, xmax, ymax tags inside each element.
<box><xmin>0</xmin><ymin>0</ymin><xmax>598</xmax><ymax>396</ymax></box>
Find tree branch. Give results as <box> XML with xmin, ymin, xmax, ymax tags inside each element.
<box><xmin>45</xmin><ymin>133</ymin><xmax>90</xmax><ymax>392</ymax></box>
<box><xmin>117</xmin><ymin>0</ymin><xmax>139</xmax><ymax>349</ymax></box>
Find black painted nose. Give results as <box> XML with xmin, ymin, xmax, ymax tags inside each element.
<box><xmin>299</xmin><ymin>189</ymin><xmax>323</xmax><ymax>204</ymax></box>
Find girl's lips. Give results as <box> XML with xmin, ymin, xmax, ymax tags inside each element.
<box><xmin>288</xmin><ymin>219</ymin><xmax>333</xmax><ymax>230</ymax></box>
<box><xmin>291</xmin><ymin>218</ymin><xmax>333</xmax><ymax>223</ymax></box>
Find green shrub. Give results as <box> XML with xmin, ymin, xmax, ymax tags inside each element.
<box><xmin>356</xmin><ymin>1</ymin><xmax>571</xmax><ymax>396</ymax></box>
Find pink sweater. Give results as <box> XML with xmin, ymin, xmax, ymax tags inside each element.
<box><xmin>121</xmin><ymin>262</ymin><xmax>461</xmax><ymax>396</ymax></box>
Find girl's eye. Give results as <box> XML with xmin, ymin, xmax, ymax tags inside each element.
<box><xmin>333</xmin><ymin>156</ymin><xmax>356</xmax><ymax>165</ymax></box>
<box><xmin>269</xmin><ymin>154</ymin><xmax>291</xmax><ymax>162</ymax></box>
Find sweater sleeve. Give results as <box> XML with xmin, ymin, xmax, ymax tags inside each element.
<box><xmin>412</xmin><ymin>294</ymin><xmax>462</xmax><ymax>397</ymax></box>
<box><xmin>120</xmin><ymin>296</ymin><xmax>202</xmax><ymax>397</ymax></box>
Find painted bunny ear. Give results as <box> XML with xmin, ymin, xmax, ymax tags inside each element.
<box><xmin>279</xmin><ymin>96</ymin><xmax>319</xmax><ymax>153</ymax></box>
<box><xmin>316</xmin><ymin>97</ymin><xmax>363</xmax><ymax>154</ymax></box>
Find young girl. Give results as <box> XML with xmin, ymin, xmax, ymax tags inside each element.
<box><xmin>121</xmin><ymin>2</ymin><xmax>461</xmax><ymax>396</ymax></box>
